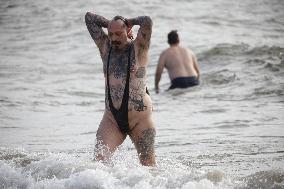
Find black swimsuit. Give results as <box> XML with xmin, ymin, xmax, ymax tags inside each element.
<box><xmin>169</xmin><ymin>76</ymin><xmax>199</xmax><ymax>89</ymax></box>
<box><xmin>106</xmin><ymin>44</ymin><xmax>132</xmax><ymax>133</ymax></box>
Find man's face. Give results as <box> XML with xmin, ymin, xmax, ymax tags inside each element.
<box><xmin>108</xmin><ymin>20</ymin><xmax>128</xmax><ymax>49</ymax></box>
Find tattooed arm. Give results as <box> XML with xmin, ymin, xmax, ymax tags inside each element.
<box><xmin>85</xmin><ymin>12</ymin><xmax>109</xmax><ymax>55</ymax></box>
<box><xmin>127</xmin><ymin>16</ymin><xmax>153</xmax><ymax>57</ymax></box>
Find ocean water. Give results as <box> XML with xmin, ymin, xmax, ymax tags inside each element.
<box><xmin>1</xmin><ymin>0</ymin><xmax>284</xmax><ymax>188</ymax></box>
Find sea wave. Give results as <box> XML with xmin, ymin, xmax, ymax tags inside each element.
<box><xmin>202</xmin><ymin>69</ymin><xmax>239</xmax><ymax>86</ymax></box>
<box><xmin>199</xmin><ymin>44</ymin><xmax>284</xmax><ymax>63</ymax></box>
<box><xmin>236</xmin><ymin>170</ymin><xmax>284</xmax><ymax>189</ymax></box>
<box><xmin>197</xmin><ymin>43</ymin><xmax>284</xmax><ymax>100</ymax></box>
<box><xmin>1</xmin><ymin>148</ymin><xmax>283</xmax><ymax>189</ymax></box>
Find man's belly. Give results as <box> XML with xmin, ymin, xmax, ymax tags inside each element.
<box><xmin>128</xmin><ymin>94</ymin><xmax>153</xmax><ymax>128</ymax></box>
<box><xmin>105</xmin><ymin>94</ymin><xmax>153</xmax><ymax>130</ymax></box>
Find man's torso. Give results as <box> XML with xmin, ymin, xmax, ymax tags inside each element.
<box><xmin>101</xmin><ymin>42</ymin><xmax>152</xmax><ymax>128</ymax></box>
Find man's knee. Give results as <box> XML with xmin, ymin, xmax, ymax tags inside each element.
<box><xmin>95</xmin><ymin>139</ymin><xmax>109</xmax><ymax>155</ymax></box>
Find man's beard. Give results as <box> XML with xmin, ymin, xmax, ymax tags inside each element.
<box><xmin>111</xmin><ymin>41</ymin><xmax>121</xmax><ymax>47</ymax></box>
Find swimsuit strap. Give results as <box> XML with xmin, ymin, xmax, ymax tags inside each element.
<box><xmin>107</xmin><ymin>47</ymin><xmax>113</xmax><ymax>109</ymax></box>
<box><xmin>106</xmin><ymin>46</ymin><xmax>113</xmax><ymax>111</ymax></box>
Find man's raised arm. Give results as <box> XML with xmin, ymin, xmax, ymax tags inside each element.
<box><xmin>85</xmin><ymin>12</ymin><xmax>109</xmax><ymax>52</ymax></box>
<box><xmin>127</xmin><ymin>16</ymin><xmax>153</xmax><ymax>56</ymax></box>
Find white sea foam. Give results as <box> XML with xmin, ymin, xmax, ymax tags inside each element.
<box><xmin>1</xmin><ymin>0</ymin><xmax>284</xmax><ymax>188</ymax></box>
<box><xmin>0</xmin><ymin>149</ymin><xmax>238</xmax><ymax>189</ymax></box>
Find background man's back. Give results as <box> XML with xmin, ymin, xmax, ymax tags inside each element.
<box><xmin>163</xmin><ymin>45</ymin><xmax>199</xmax><ymax>81</ymax></box>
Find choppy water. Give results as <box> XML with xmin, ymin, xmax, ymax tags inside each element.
<box><xmin>1</xmin><ymin>0</ymin><xmax>284</xmax><ymax>188</ymax></box>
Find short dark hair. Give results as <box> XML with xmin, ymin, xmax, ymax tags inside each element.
<box><xmin>167</xmin><ymin>30</ymin><xmax>179</xmax><ymax>45</ymax></box>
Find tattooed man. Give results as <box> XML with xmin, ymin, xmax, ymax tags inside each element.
<box><xmin>85</xmin><ymin>12</ymin><xmax>156</xmax><ymax>166</ymax></box>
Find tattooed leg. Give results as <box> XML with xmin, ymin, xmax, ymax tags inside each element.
<box><xmin>129</xmin><ymin>121</ymin><xmax>156</xmax><ymax>166</ymax></box>
<box><xmin>137</xmin><ymin>128</ymin><xmax>156</xmax><ymax>165</ymax></box>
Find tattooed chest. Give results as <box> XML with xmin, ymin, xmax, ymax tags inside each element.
<box><xmin>105</xmin><ymin>56</ymin><xmax>127</xmax><ymax>78</ymax></box>
<box><xmin>103</xmin><ymin>50</ymin><xmax>135</xmax><ymax>77</ymax></box>
<box><xmin>103</xmin><ymin>48</ymin><xmax>148</xmax><ymax>112</ymax></box>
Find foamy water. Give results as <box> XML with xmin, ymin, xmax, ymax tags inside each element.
<box><xmin>1</xmin><ymin>0</ymin><xmax>284</xmax><ymax>188</ymax></box>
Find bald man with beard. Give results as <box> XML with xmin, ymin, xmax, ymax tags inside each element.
<box><xmin>85</xmin><ymin>12</ymin><xmax>156</xmax><ymax>166</ymax></box>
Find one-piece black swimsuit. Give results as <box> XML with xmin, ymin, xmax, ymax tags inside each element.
<box><xmin>106</xmin><ymin>44</ymin><xmax>132</xmax><ymax>133</ymax></box>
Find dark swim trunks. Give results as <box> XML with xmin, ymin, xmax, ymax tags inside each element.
<box><xmin>169</xmin><ymin>76</ymin><xmax>199</xmax><ymax>89</ymax></box>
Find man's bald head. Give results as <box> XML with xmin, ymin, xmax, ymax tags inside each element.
<box><xmin>108</xmin><ymin>16</ymin><xmax>128</xmax><ymax>29</ymax></box>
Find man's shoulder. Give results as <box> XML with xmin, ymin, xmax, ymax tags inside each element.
<box><xmin>185</xmin><ymin>45</ymin><xmax>196</xmax><ymax>52</ymax></box>
<box><xmin>161</xmin><ymin>48</ymin><xmax>171</xmax><ymax>56</ymax></box>
<box><xmin>183</xmin><ymin>47</ymin><xmax>195</xmax><ymax>56</ymax></box>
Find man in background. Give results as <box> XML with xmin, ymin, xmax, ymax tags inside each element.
<box><xmin>155</xmin><ymin>30</ymin><xmax>200</xmax><ymax>93</ymax></box>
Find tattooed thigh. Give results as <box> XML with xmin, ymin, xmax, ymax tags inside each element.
<box><xmin>135</xmin><ymin>128</ymin><xmax>156</xmax><ymax>161</ymax></box>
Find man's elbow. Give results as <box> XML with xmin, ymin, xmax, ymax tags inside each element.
<box><xmin>142</xmin><ymin>16</ymin><xmax>153</xmax><ymax>28</ymax></box>
<box><xmin>145</xmin><ymin>16</ymin><xmax>153</xmax><ymax>24</ymax></box>
<box><xmin>85</xmin><ymin>12</ymin><xmax>92</xmax><ymax>23</ymax></box>
<box><xmin>155</xmin><ymin>72</ymin><xmax>161</xmax><ymax>80</ymax></box>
